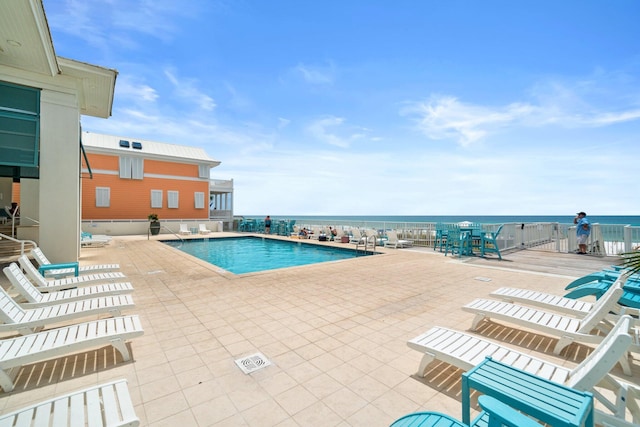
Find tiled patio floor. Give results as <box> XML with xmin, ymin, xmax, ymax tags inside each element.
<box><xmin>0</xmin><ymin>233</ymin><xmax>635</xmax><ymax>426</ymax></box>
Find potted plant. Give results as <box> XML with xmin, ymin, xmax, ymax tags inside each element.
<box><xmin>148</xmin><ymin>213</ymin><xmax>160</xmax><ymax>235</ymax></box>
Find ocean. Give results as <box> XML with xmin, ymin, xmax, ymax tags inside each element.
<box><xmin>259</xmin><ymin>215</ymin><xmax>640</xmax><ymax>226</ymax></box>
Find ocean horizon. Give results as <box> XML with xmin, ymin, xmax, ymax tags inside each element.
<box><xmin>249</xmin><ymin>215</ymin><xmax>640</xmax><ymax>226</ymax></box>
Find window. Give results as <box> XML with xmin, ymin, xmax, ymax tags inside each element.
<box><xmin>151</xmin><ymin>190</ymin><xmax>163</xmax><ymax>209</ymax></box>
<box><xmin>96</xmin><ymin>187</ymin><xmax>110</xmax><ymax>207</ymax></box>
<box><xmin>194</xmin><ymin>192</ymin><xmax>205</xmax><ymax>209</ymax></box>
<box><xmin>168</xmin><ymin>191</ymin><xmax>179</xmax><ymax>208</ymax></box>
<box><xmin>198</xmin><ymin>164</ymin><xmax>209</xmax><ymax>178</ymax></box>
<box><xmin>119</xmin><ymin>156</ymin><xmax>144</xmax><ymax>179</ymax></box>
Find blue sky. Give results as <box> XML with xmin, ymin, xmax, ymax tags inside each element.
<box><xmin>44</xmin><ymin>0</ymin><xmax>640</xmax><ymax>216</ymax></box>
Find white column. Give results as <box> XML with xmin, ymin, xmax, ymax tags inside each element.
<box><xmin>38</xmin><ymin>89</ymin><xmax>81</xmax><ymax>262</ymax></box>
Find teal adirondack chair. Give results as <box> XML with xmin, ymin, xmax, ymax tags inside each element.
<box><xmin>480</xmin><ymin>224</ymin><xmax>503</xmax><ymax>260</ymax></box>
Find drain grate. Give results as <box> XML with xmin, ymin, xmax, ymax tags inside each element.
<box><xmin>474</xmin><ymin>276</ymin><xmax>492</xmax><ymax>282</ymax></box>
<box><xmin>234</xmin><ymin>352</ymin><xmax>271</xmax><ymax>374</ymax></box>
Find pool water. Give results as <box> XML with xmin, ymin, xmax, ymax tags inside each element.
<box><xmin>163</xmin><ymin>236</ymin><xmax>376</xmax><ymax>274</ymax></box>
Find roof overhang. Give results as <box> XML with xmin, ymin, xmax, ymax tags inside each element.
<box><xmin>0</xmin><ymin>0</ymin><xmax>117</xmax><ymax>118</ymax></box>
<box><xmin>58</xmin><ymin>57</ymin><xmax>118</xmax><ymax>118</ymax></box>
<box><xmin>0</xmin><ymin>0</ymin><xmax>59</xmax><ymax>77</ymax></box>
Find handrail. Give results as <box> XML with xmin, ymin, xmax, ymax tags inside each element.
<box><xmin>0</xmin><ymin>232</ymin><xmax>37</xmax><ymax>256</ymax></box>
<box><xmin>355</xmin><ymin>234</ymin><xmax>376</xmax><ymax>254</ymax></box>
<box><xmin>147</xmin><ymin>224</ymin><xmax>183</xmax><ymax>242</ymax></box>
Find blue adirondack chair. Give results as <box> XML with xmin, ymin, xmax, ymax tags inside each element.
<box><xmin>480</xmin><ymin>224</ymin><xmax>503</xmax><ymax>260</ymax></box>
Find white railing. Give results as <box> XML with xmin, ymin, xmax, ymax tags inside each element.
<box><xmin>240</xmin><ymin>219</ymin><xmax>639</xmax><ymax>257</ymax></box>
<box><xmin>0</xmin><ymin>232</ymin><xmax>38</xmax><ymax>256</ymax></box>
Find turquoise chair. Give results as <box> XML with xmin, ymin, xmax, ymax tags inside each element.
<box><xmin>433</xmin><ymin>223</ymin><xmax>449</xmax><ymax>251</ymax></box>
<box><xmin>445</xmin><ymin>227</ymin><xmax>472</xmax><ymax>257</ymax></box>
<box><xmin>390</xmin><ymin>395</ymin><xmax>543</xmax><ymax>427</ymax></box>
<box><xmin>480</xmin><ymin>225</ymin><xmax>503</xmax><ymax>260</ymax></box>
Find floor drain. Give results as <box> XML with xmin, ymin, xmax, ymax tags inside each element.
<box><xmin>235</xmin><ymin>352</ymin><xmax>271</xmax><ymax>374</ymax></box>
<box><xmin>474</xmin><ymin>276</ymin><xmax>492</xmax><ymax>282</ymax></box>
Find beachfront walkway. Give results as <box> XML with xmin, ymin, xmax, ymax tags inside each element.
<box><xmin>0</xmin><ymin>233</ymin><xmax>635</xmax><ymax>426</ymax></box>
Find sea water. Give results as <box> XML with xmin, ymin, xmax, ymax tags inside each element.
<box><xmin>256</xmin><ymin>215</ymin><xmax>640</xmax><ymax>226</ymax></box>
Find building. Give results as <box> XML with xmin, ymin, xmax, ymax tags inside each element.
<box><xmin>0</xmin><ymin>0</ymin><xmax>117</xmax><ymax>262</ymax></box>
<box><xmin>81</xmin><ymin>131</ymin><xmax>234</xmax><ymax>234</ymax></box>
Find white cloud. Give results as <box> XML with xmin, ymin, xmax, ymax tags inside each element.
<box><xmin>401</xmin><ymin>95</ymin><xmax>536</xmax><ymax>147</ymax></box>
<box><xmin>115</xmin><ymin>76</ymin><xmax>159</xmax><ymax>103</ymax></box>
<box><xmin>306</xmin><ymin>116</ymin><xmax>367</xmax><ymax>148</ymax></box>
<box><xmin>294</xmin><ymin>63</ymin><xmax>336</xmax><ymax>85</ymax></box>
<box><xmin>402</xmin><ymin>80</ymin><xmax>640</xmax><ymax>146</ymax></box>
<box><xmin>164</xmin><ymin>69</ymin><xmax>216</xmax><ymax>111</ymax></box>
<box><xmin>278</xmin><ymin>118</ymin><xmax>291</xmax><ymax>129</ymax></box>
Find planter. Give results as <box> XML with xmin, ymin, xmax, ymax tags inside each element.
<box><xmin>149</xmin><ymin>221</ymin><xmax>161</xmax><ymax>235</ymax></box>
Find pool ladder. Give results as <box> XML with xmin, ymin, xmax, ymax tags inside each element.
<box><xmin>355</xmin><ymin>235</ymin><xmax>376</xmax><ymax>254</ymax></box>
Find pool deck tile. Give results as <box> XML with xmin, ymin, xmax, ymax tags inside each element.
<box><xmin>0</xmin><ymin>232</ymin><xmax>635</xmax><ymax>426</ymax></box>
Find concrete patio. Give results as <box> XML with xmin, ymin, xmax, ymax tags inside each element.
<box><xmin>0</xmin><ymin>233</ymin><xmax>634</xmax><ymax>426</ymax></box>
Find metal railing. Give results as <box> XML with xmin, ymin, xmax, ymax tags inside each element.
<box><xmin>0</xmin><ymin>232</ymin><xmax>38</xmax><ymax>256</ymax></box>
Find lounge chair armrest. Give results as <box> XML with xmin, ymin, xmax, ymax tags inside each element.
<box><xmin>38</xmin><ymin>262</ymin><xmax>79</xmax><ymax>277</ymax></box>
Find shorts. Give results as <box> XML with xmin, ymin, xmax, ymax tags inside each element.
<box><xmin>577</xmin><ymin>234</ymin><xmax>589</xmax><ymax>245</ymax></box>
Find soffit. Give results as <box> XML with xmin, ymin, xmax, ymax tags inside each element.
<box><xmin>58</xmin><ymin>57</ymin><xmax>118</xmax><ymax>118</ymax></box>
<box><xmin>0</xmin><ymin>0</ymin><xmax>58</xmax><ymax>76</ymax></box>
<box><xmin>0</xmin><ymin>0</ymin><xmax>117</xmax><ymax>119</ymax></box>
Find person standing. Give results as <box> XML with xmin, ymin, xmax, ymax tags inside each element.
<box><xmin>264</xmin><ymin>215</ymin><xmax>272</xmax><ymax>234</ymax></box>
<box><xmin>573</xmin><ymin>211</ymin><xmax>591</xmax><ymax>254</ymax></box>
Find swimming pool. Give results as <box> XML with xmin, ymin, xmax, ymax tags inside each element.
<box><xmin>163</xmin><ymin>236</ymin><xmax>376</xmax><ymax>274</ymax></box>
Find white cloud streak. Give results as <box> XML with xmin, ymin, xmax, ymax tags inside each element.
<box><xmin>294</xmin><ymin>63</ymin><xmax>336</xmax><ymax>85</ymax></box>
<box><xmin>164</xmin><ymin>69</ymin><xmax>216</xmax><ymax>111</ymax></box>
<box><xmin>402</xmin><ymin>87</ymin><xmax>640</xmax><ymax>146</ymax></box>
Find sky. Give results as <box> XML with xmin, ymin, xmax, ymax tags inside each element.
<box><xmin>43</xmin><ymin>0</ymin><xmax>640</xmax><ymax>216</ymax></box>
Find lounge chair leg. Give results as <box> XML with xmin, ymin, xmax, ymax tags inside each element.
<box><xmin>417</xmin><ymin>353</ymin><xmax>435</xmax><ymax>377</ymax></box>
<box><xmin>470</xmin><ymin>314</ymin><xmax>485</xmax><ymax>331</ymax></box>
<box><xmin>110</xmin><ymin>338</ymin><xmax>132</xmax><ymax>362</ymax></box>
<box><xmin>619</xmin><ymin>353</ymin><xmax>632</xmax><ymax>376</ymax></box>
<box><xmin>553</xmin><ymin>336</ymin><xmax>572</xmax><ymax>355</ymax></box>
<box><xmin>0</xmin><ymin>369</ymin><xmax>15</xmax><ymax>392</ymax></box>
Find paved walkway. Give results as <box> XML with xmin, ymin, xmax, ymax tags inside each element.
<box><xmin>0</xmin><ymin>233</ymin><xmax>635</xmax><ymax>426</ymax></box>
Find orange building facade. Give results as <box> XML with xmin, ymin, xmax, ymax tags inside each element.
<box><xmin>81</xmin><ymin>132</ymin><xmax>221</xmax><ymax>221</ymax></box>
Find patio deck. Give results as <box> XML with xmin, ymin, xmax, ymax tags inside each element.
<box><xmin>0</xmin><ymin>233</ymin><xmax>634</xmax><ymax>426</ymax></box>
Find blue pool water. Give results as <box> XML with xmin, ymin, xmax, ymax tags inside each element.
<box><xmin>163</xmin><ymin>236</ymin><xmax>376</xmax><ymax>274</ymax></box>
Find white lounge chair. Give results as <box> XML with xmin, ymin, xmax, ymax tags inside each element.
<box><xmin>31</xmin><ymin>247</ymin><xmax>120</xmax><ymax>278</ymax></box>
<box><xmin>198</xmin><ymin>223</ymin><xmax>212</xmax><ymax>234</ymax></box>
<box><xmin>0</xmin><ymin>316</ymin><xmax>143</xmax><ymax>392</ymax></box>
<box><xmin>462</xmin><ymin>279</ymin><xmax>639</xmax><ymax>358</ymax></box>
<box><xmin>383</xmin><ymin>230</ymin><xmax>413</xmax><ymax>248</ymax></box>
<box><xmin>407</xmin><ymin>315</ymin><xmax>640</xmax><ymax>427</ymax></box>
<box><xmin>80</xmin><ymin>232</ymin><xmax>112</xmax><ymax>248</ymax></box>
<box><xmin>0</xmin><ymin>284</ymin><xmax>135</xmax><ymax>335</ymax></box>
<box><xmin>349</xmin><ymin>228</ymin><xmax>364</xmax><ymax>244</ymax></box>
<box><xmin>18</xmin><ymin>254</ymin><xmax>126</xmax><ymax>291</ymax></box>
<box><xmin>489</xmin><ymin>286</ymin><xmax>640</xmax><ymax>320</ymax></box>
<box><xmin>4</xmin><ymin>263</ymin><xmax>134</xmax><ymax>308</ymax></box>
<box><xmin>0</xmin><ymin>379</ymin><xmax>140</xmax><ymax>425</ymax></box>
<box><xmin>179</xmin><ymin>223</ymin><xmax>191</xmax><ymax>235</ymax></box>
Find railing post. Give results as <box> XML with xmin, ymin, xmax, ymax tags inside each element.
<box><xmin>624</xmin><ymin>225</ymin><xmax>632</xmax><ymax>253</ymax></box>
